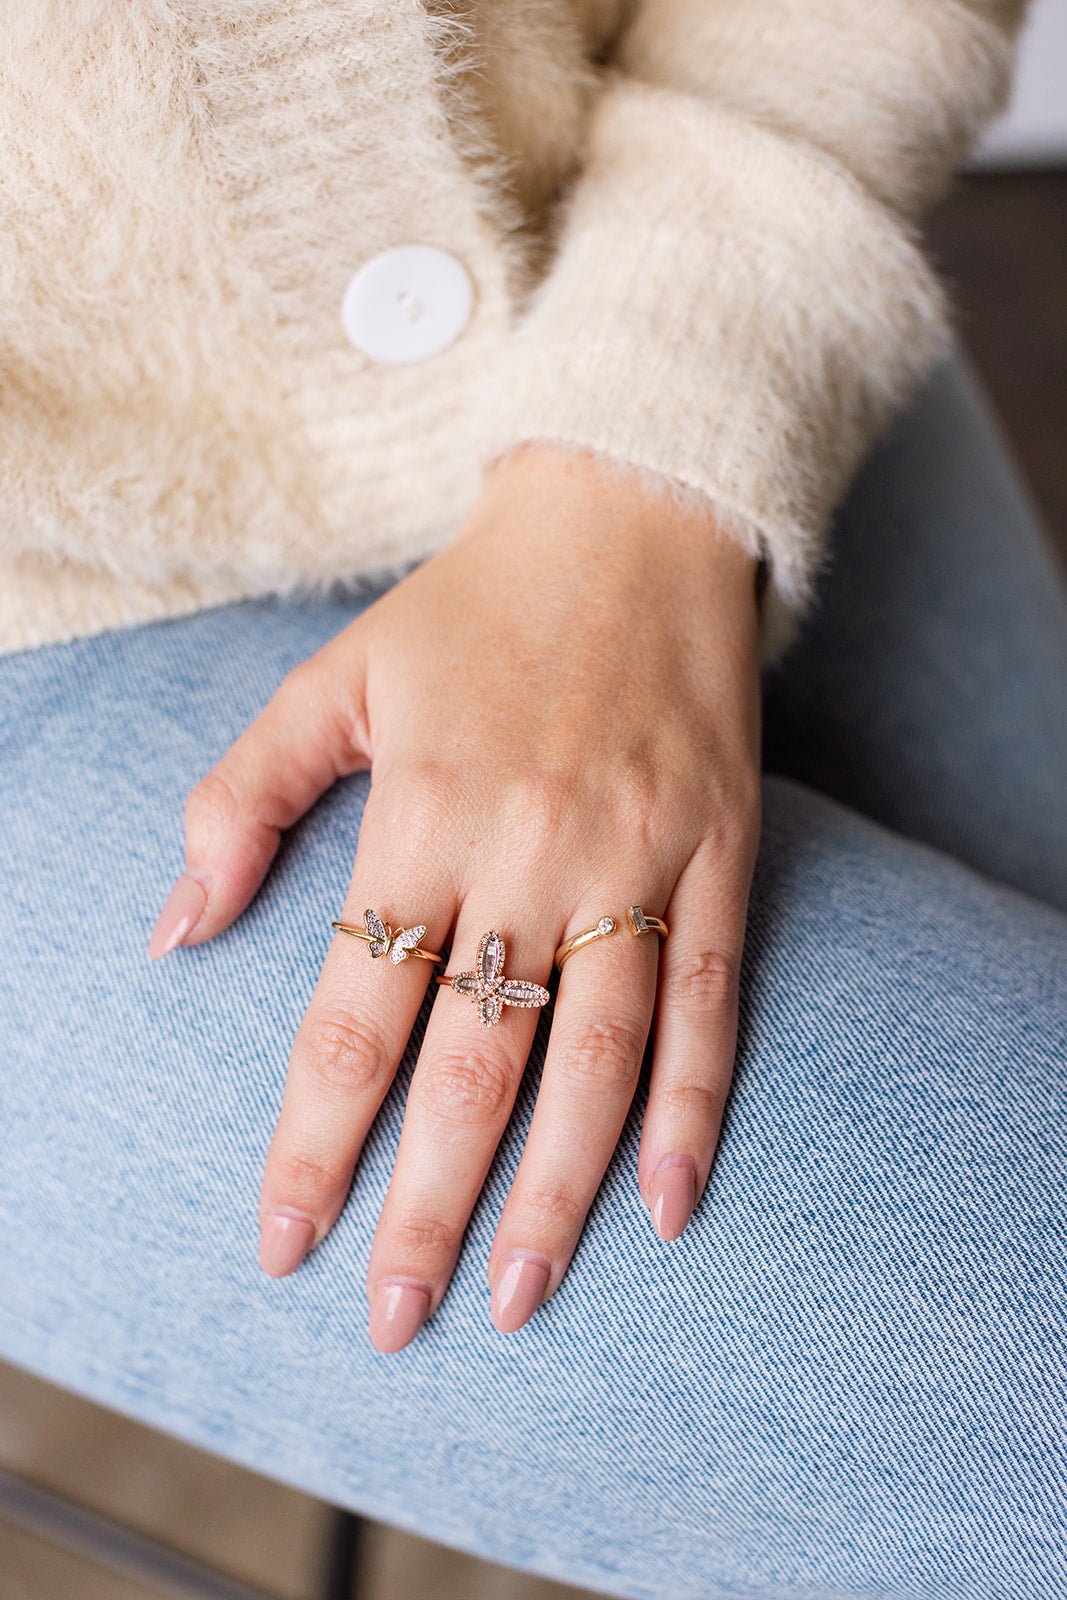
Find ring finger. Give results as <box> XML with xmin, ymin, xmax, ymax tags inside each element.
<box><xmin>487</xmin><ymin>897</ymin><xmax>663</xmax><ymax>1333</ymax></box>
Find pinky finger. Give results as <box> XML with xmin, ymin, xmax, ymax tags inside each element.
<box><xmin>638</xmin><ymin>852</ymin><xmax>752</xmax><ymax>1241</ymax></box>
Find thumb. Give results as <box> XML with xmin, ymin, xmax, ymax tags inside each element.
<box><xmin>148</xmin><ymin>646</ymin><xmax>370</xmax><ymax>958</ymax></box>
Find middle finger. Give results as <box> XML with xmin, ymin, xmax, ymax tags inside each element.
<box><xmin>365</xmin><ymin>899</ymin><xmax>556</xmax><ymax>1351</ymax></box>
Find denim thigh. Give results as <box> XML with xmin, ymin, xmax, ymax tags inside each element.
<box><xmin>763</xmin><ymin>350</ymin><xmax>1067</xmax><ymax>913</ymax></box>
<box><xmin>1</xmin><ymin>595</ymin><xmax>1065</xmax><ymax>1600</ymax></box>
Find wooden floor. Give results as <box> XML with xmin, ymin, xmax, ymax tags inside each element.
<box><xmin>1</xmin><ymin>171</ymin><xmax>1064</xmax><ymax>1600</ymax></box>
<box><xmin>0</xmin><ymin>1358</ymin><xmax>596</xmax><ymax>1598</ymax></box>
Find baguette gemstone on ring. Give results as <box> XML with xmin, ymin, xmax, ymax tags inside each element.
<box><xmin>440</xmin><ymin>930</ymin><xmax>550</xmax><ymax>1027</ymax></box>
<box><xmin>627</xmin><ymin>905</ymin><xmax>669</xmax><ymax>940</ymax></box>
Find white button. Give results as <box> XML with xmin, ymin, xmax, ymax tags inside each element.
<box><xmin>341</xmin><ymin>246</ymin><xmax>474</xmax><ymax>364</ymax></box>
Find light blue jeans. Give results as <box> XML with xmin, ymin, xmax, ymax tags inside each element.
<box><xmin>1</xmin><ymin>354</ymin><xmax>1065</xmax><ymax>1600</ymax></box>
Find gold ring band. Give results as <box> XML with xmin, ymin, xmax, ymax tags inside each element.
<box><xmin>554</xmin><ymin>915</ymin><xmax>620</xmax><ymax>970</ymax></box>
<box><xmin>554</xmin><ymin>905</ymin><xmax>668</xmax><ymax>971</ymax></box>
<box><xmin>332</xmin><ymin>910</ymin><xmax>443</xmax><ymax>965</ymax></box>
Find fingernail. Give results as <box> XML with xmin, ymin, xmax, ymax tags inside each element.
<box><xmin>491</xmin><ymin>1251</ymin><xmax>550</xmax><ymax>1335</ymax></box>
<box><xmin>368</xmin><ymin>1282</ymin><xmax>430</xmax><ymax>1354</ymax></box>
<box><xmin>149</xmin><ymin>873</ymin><xmax>209</xmax><ymax>959</ymax></box>
<box><xmin>650</xmin><ymin>1156</ymin><xmax>697</xmax><ymax>1242</ymax></box>
<box><xmin>259</xmin><ymin>1211</ymin><xmax>315</xmax><ymax>1277</ymax></box>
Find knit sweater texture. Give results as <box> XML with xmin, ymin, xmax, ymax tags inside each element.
<box><xmin>0</xmin><ymin>0</ymin><xmax>1026</xmax><ymax>658</ymax></box>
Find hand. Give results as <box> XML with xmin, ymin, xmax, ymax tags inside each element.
<box><xmin>150</xmin><ymin>445</ymin><xmax>763</xmax><ymax>1350</ymax></box>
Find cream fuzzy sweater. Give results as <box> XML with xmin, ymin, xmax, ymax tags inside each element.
<box><xmin>0</xmin><ymin>0</ymin><xmax>1025</xmax><ymax>658</ymax></box>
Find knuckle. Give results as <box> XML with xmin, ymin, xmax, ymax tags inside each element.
<box><xmin>511</xmin><ymin>772</ymin><xmax>572</xmax><ymax>843</ymax></box>
<box><xmin>388</xmin><ymin>1211</ymin><xmax>463</xmax><ymax>1261</ymax></box>
<box><xmin>610</xmin><ymin>746</ymin><xmax>661</xmax><ymax>825</ymax></box>
<box><xmin>300</xmin><ymin>1010</ymin><xmax>391</xmax><ymax>1099</ymax></box>
<box><xmin>272</xmin><ymin>660</ymin><xmax>313</xmax><ymax>716</ymax></box>
<box><xmin>517</xmin><ymin>1179</ymin><xmax>588</xmax><ymax>1236</ymax></box>
<box><xmin>661</xmin><ymin>950</ymin><xmax>738</xmax><ymax>1017</ymax></box>
<box><xmin>657</xmin><ymin>1080</ymin><xmax>725</xmax><ymax>1124</ymax></box>
<box><xmin>184</xmin><ymin>769</ymin><xmax>240</xmax><ymax>837</ymax></box>
<box><xmin>493</xmin><ymin>771</ymin><xmax>576</xmax><ymax>868</ymax></box>
<box><xmin>387</xmin><ymin>761</ymin><xmax>464</xmax><ymax>849</ymax></box>
<box><xmin>275</xmin><ymin>659</ymin><xmax>333</xmax><ymax>732</ymax></box>
<box><xmin>279</xmin><ymin>656</ymin><xmax>321</xmax><ymax>699</ymax></box>
<box><xmin>270</xmin><ymin>1146</ymin><xmax>348</xmax><ymax>1205</ymax></box>
<box><xmin>553</xmin><ymin>1018</ymin><xmax>644</xmax><ymax>1094</ymax></box>
<box><xmin>418</xmin><ymin>1049</ymin><xmax>514</xmax><ymax>1128</ymax></box>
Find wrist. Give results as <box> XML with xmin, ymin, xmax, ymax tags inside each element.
<box><xmin>470</xmin><ymin>442</ymin><xmax>761</xmax><ymax>602</ymax></box>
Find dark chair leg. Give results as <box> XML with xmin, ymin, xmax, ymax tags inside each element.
<box><xmin>318</xmin><ymin>1507</ymin><xmax>365</xmax><ymax>1600</ymax></box>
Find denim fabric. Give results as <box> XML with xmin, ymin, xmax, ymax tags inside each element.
<box><xmin>1</xmin><ymin>352</ymin><xmax>1066</xmax><ymax>1600</ymax></box>
<box><xmin>763</xmin><ymin>354</ymin><xmax>1067</xmax><ymax>913</ymax></box>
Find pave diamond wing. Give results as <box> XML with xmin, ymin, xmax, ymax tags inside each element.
<box><xmin>478</xmin><ymin>931</ymin><xmax>505</xmax><ymax>984</ymax></box>
<box><xmin>451</xmin><ymin>972</ymin><xmax>479</xmax><ymax>997</ymax></box>
<box><xmin>364</xmin><ymin>908</ymin><xmax>392</xmax><ymax>959</ymax></box>
<box><xmin>390</xmin><ymin>925</ymin><xmax>427</xmax><ymax>964</ymax></box>
<box><xmin>501</xmin><ymin>979</ymin><xmax>550</xmax><ymax>1008</ymax></box>
<box><xmin>478</xmin><ymin>992</ymin><xmax>504</xmax><ymax>1027</ymax></box>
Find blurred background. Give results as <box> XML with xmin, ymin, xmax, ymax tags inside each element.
<box><xmin>2</xmin><ymin>2</ymin><xmax>1065</xmax><ymax>1596</ymax></box>
<box><xmin>933</xmin><ymin>0</ymin><xmax>1067</xmax><ymax>571</ymax></box>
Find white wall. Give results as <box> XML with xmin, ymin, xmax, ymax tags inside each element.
<box><xmin>973</xmin><ymin>0</ymin><xmax>1067</xmax><ymax>167</ymax></box>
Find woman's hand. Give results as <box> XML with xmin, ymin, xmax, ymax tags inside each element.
<box><xmin>149</xmin><ymin>445</ymin><xmax>763</xmax><ymax>1351</ymax></box>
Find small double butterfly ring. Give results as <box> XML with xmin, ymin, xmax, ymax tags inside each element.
<box><xmin>332</xmin><ymin>909</ymin><xmax>444</xmax><ymax>965</ymax></box>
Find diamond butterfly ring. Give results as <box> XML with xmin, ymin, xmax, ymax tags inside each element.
<box><xmin>436</xmin><ymin>930</ymin><xmax>550</xmax><ymax>1027</ymax></box>
<box><xmin>332</xmin><ymin>909</ymin><xmax>444</xmax><ymax>965</ymax></box>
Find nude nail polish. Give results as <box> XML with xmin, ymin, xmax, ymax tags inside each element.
<box><xmin>148</xmin><ymin>873</ymin><xmax>208</xmax><ymax>959</ymax></box>
<box><xmin>650</xmin><ymin>1156</ymin><xmax>697</xmax><ymax>1242</ymax></box>
<box><xmin>259</xmin><ymin>1212</ymin><xmax>315</xmax><ymax>1278</ymax></box>
<box><xmin>491</xmin><ymin>1252</ymin><xmax>550</xmax><ymax>1335</ymax></box>
<box><xmin>368</xmin><ymin>1282</ymin><xmax>430</xmax><ymax>1353</ymax></box>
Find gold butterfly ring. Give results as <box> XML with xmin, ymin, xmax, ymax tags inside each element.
<box><xmin>332</xmin><ymin>910</ymin><xmax>444</xmax><ymax>965</ymax></box>
<box><xmin>435</xmin><ymin>930</ymin><xmax>550</xmax><ymax>1028</ymax></box>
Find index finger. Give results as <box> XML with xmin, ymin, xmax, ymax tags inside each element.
<box><xmin>257</xmin><ymin>817</ymin><xmax>456</xmax><ymax>1278</ymax></box>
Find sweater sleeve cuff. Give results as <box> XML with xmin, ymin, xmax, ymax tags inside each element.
<box><xmin>481</xmin><ymin>77</ymin><xmax>951</xmax><ymax>645</ymax></box>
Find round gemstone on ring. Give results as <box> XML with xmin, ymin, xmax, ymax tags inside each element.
<box><xmin>597</xmin><ymin>917</ymin><xmax>616</xmax><ymax>935</ymax></box>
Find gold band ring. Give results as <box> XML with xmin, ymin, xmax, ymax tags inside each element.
<box><xmin>554</xmin><ymin>915</ymin><xmax>620</xmax><ymax>970</ymax></box>
<box><xmin>435</xmin><ymin>930</ymin><xmax>550</xmax><ymax>1027</ymax></box>
<box><xmin>554</xmin><ymin>905</ymin><xmax>669</xmax><ymax>971</ymax></box>
<box><xmin>332</xmin><ymin>909</ymin><xmax>443</xmax><ymax>965</ymax></box>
